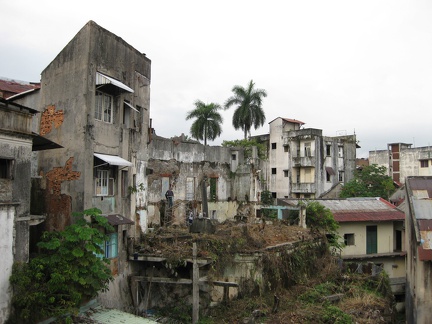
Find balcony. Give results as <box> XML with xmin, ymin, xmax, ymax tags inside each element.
<box><xmin>292</xmin><ymin>156</ymin><xmax>316</xmax><ymax>167</ymax></box>
<box><xmin>291</xmin><ymin>182</ymin><xmax>316</xmax><ymax>193</ymax></box>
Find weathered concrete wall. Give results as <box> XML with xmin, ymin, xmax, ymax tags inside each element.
<box><xmin>370</xmin><ymin>146</ymin><xmax>432</xmax><ymax>185</ymax></box>
<box><xmin>369</xmin><ymin>150</ymin><xmax>390</xmax><ymax>174</ymax></box>
<box><xmin>0</xmin><ymin>204</ymin><xmax>16</xmax><ymax>323</ymax></box>
<box><xmin>24</xmin><ymin>21</ymin><xmax>152</xmax><ymax>311</ymax></box>
<box><xmin>146</xmin><ymin>136</ymin><xmax>255</xmax><ymax>226</ymax></box>
<box><xmin>97</xmin><ymin>224</ymin><xmax>135</xmax><ymax>311</ymax></box>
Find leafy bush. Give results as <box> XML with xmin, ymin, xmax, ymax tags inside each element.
<box><xmin>9</xmin><ymin>208</ymin><xmax>114</xmax><ymax>322</ymax></box>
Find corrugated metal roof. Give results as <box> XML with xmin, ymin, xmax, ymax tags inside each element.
<box><xmin>312</xmin><ymin>198</ymin><xmax>404</xmax><ymax>222</ymax></box>
<box><xmin>407</xmin><ymin>177</ymin><xmax>432</xmax><ymax>199</ymax></box>
<box><xmin>0</xmin><ymin>78</ymin><xmax>40</xmax><ymax>98</ymax></box>
<box><xmin>104</xmin><ymin>214</ymin><xmax>134</xmax><ymax>226</ymax></box>
<box><xmin>412</xmin><ymin>199</ymin><xmax>432</xmax><ymax>220</ymax></box>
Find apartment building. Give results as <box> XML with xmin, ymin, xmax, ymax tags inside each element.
<box><xmin>258</xmin><ymin>117</ymin><xmax>357</xmax><ymax>199</ymax></box>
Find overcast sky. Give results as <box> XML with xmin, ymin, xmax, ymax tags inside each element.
<box><xmin>1</xmin><ymin>1</ymin><xmax>432</xmax><ymax>158</ymax></box>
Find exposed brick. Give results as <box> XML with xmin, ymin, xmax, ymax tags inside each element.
<box><xmin>45</xmin><ymin>157</ymin><xmax>80</xmax><ymax>195</ymax></box>
<box><xmin>40</xmin><ymin>105</ymin><xmax>64</xmax><ymax>135</ymax></box>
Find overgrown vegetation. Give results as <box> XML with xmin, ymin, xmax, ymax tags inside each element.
<box><xmin>260</xmin><ymin>189</ymin><xmax>277</xmax><ymax>219</ymax></box>
<box><xmin>340</xmin><ymin>164</ymin><xmax>395</xmax><ymax>200</ymax></box>
<box><xmin>8</xmin><ymin>208</ymin><xmax>114</xmax><ymax>323</ymax></box>
<box><xmin>200</xmin><ymin>259</ymin><xmax>395</xmax><ymax>323</ymax></box>
<box><xmin>222</xmin><ymin>138</ymin><xmax>268</xmax><ymax>160</ymax></box>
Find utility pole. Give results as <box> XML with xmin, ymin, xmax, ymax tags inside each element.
<box><xmin>192</xmin><ymin>242</ymin><xmax>199</xmax><ymax>323</ymax></box>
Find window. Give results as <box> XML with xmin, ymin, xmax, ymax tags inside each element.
<box><xmin>232</xmin><ymin>154</ymin><xmax>237</xmax><ymax>160</ymax></box>
<box><xmin>284</xmin><ymin>145</ymin><xmax>289</xmax><ymax>153</ymax></box>
<box><xmin>338</xmin><ymin>145</ymin><xmax>344</xmax><ymax>158</ymax></box>
<box><xmin>272</xmin><ymin>168</ymin><xmax>277</xmax><ymax>175</ymax></box>
<box><xmin>209</xmin><ymin>177</ymin><xmax>218</xmax><ymax>201</ymax></box>
<box><xmin>121</xmin><ymin>170</ymin><xmax>128</xmax><ymax>197</ymax></box>
<box><xmin>284</xmin><ymin>170</ymin><xmax>289</xmax><ymax>177</ymax></box>
<box><xmin>0</xmin><ymin>158</ymin><xmax>14</xmax><ymax>179</ymax></box>
<box><xmin>344</xmin><ymin>233</ymin><xmax>355</xmax><ymax>246</ymax></box>
<box><xmin>95</xmin><ymin>170</ymin><xmax>114</xmax><ymax>196</ymax></box>
<box><xmin>105</xmin><ymin>232</ymin><xmax>118</xmax><ymax>258</ymax></box>
<box><xmin>326</xmin><ymin>170</ymin><xmax>331</xmax><ymax>182</ymax></box>
<box><xmin>338</xmin><ymin>171</ymin><xmax>344</xmax><ymax>182</ymax></box>
<box><xmin>420</xmin><ymin>160</ymin><xmax>429</xmax><ymax>168</ymax></box>
<box><xmin>304</xmin><ymin>143</ymin><xmax>311</xmax><ymax>157</ymax></box>
<box><xmin>271</xmin><ymin>142</ymin><xmax>277</xmax><ymax>149</ymax></box>
<box><xmin>395</xmin><ymin>230</ymin><xmax>402</xmax><ymax>251</ymax></box>
<box><xmin>95</xmin><ymin>91</ymin><xmax>113</xmax><ymax>123</ymax></box>
<box><xmin>271</xmin><ymin>192</ymin><xmax>277</xmax><ymax>198</ymax></box>
<box><xmin>186</xmin><ymin>177</ymin><xmax>195</xmax><ymax>200</ymax></box>
<box><xmin>326</xmin><ymin>144</ymin><xmax>331</xmax><ymax>156</ymax></box>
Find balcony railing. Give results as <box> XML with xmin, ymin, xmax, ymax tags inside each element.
<box><xmin>292</xmin><ymin>156</ymin><xmax>316</xmax><ymax>167</ymax></box>
<box><xmin>291</xmin><ymin>182</ymin><xmax>316</xmax><ymax>193</ymax></box>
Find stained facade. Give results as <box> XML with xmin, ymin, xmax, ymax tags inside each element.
<box><xmin>256</xmin><ymin>117</ymin><xmax>357</xmax><ymax>199</ymax></box>
<box><xmin>369</xmin><ymin>142</ymin><xmax>432</xmax><ymax>185</ymax></box>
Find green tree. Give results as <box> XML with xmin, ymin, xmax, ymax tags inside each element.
<box><xmin>9</xmin><ymin>208</ymin><xmax>114</xmax><ymax>322</ymax></box>
<box><xmin>340</xmin><ymin>164</ymin><xmax>394</xmax><ymax>200</ymax></box>
<box><xmin>305</xmin><ymin>201</ymin><xmax>339</xmax><ymax>234</ymax></box>
<box><xmin>224</xmin><ymin>80</ymin><xmax>267</xmax><ymax>139</ymax></box>
<box><xmin>305</xmin><ymin>201</ymin><xmax>342</xmax><ymax>252</ymax></box>
<box><xmin>186</xmin><ymin>100</ymin><xmax>223</xmax><ymax>145</ymax></box>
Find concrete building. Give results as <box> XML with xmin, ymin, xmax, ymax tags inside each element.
<box><xmin>369</xmin><ymin>143</ymin><xmax>432</xmax><ymax>185</ymax></box>
<box><xmin>0</xmin><ymin>98</ymin><xmax>59</xmax><ymax>322</ymax></box>
<box><xmin>405</xmin><ymin>176</ymin><xmax>432</xmax><ymax>324</ymax></box>
<box><xmin>256</xmin><ymin>117</ymin><xmax>357</xmax><ymax>199</ymax></box>
<box><xmin>11</xmin><ymin>20</ymin><xmax>151</xmax><ymax>310</ymax></box>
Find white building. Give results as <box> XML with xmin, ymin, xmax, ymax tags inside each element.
<box><xmin>255</xmin><ymin>117</ymin><xmax>357</xmax><ymax>199</ymax></box>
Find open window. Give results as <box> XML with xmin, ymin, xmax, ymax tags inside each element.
<box><xmin>95</xmin><ymin>91</ymin><xmax>114</xmax><ymax>123</ymax></box>
<box><xmin>94</xmin><ymin>153</ymin><xmax>132</xmax><ymax>197</ymax></box>
<box><xmin>344</xmin><ymin>233</ymin><xmax>355</xmax><ymax>246</ymax></box>
<box><xmin>0</xmin><ymin>158</ymin><xmax>14</xmax><ymax>179</ymax></box>
<box><xmin>95</xmin><ymin>72</ymin><xmax>134</xmax><ymax>124</ymax></box>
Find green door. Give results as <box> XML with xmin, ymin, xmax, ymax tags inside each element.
<box><xmin>366</xmin><ymin>226</ymin><xmax>377</xmax><ymax>254</ymax></box>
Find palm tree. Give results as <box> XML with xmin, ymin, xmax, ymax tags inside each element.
<box><xmin>224</xmin><ymin>80</ymin><xmax>267</xmax><ymax>139</ymax></box>
<box><xmin>186</xmin><ymin>100</ymin><xmax>223</xmax><ymax>145</ymax></box>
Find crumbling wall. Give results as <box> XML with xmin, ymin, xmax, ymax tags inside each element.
<box><xmin>40</xmin><ymin>157</ymin><xmax>80</xmax><ymax>231</ymax></box>
<box><xmin>145</xmin><ymin>136</ymin><xmax>255</xmax><ymax>228</ymax></box>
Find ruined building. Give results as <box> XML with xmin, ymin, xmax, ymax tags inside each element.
<box><xmin>146</xmin><ymin>134</ymin><xmax>259</xmax><ymax>228</ymax></box>
<box><xmin>252</xmin><ymin>117</ymin><xmax>358</xmax><ymax>199</ymax></box>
